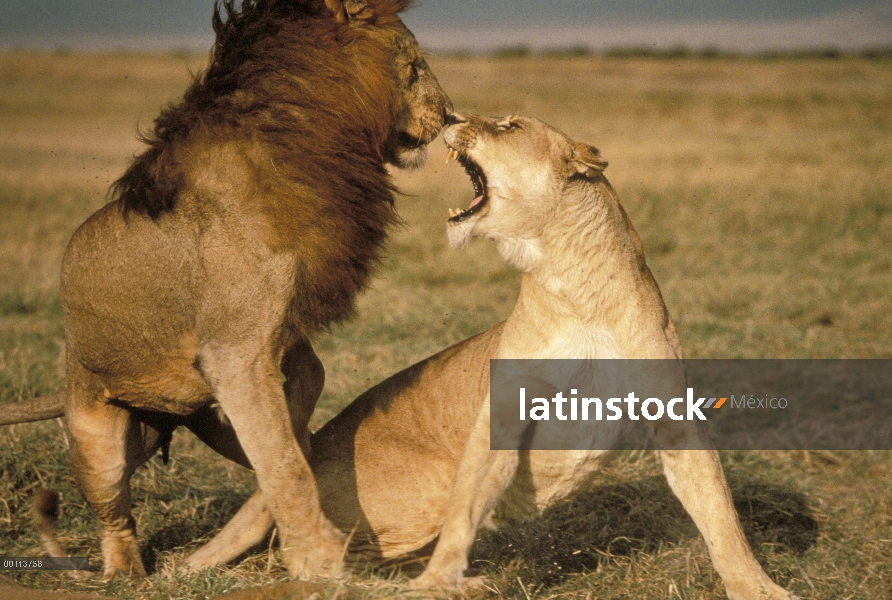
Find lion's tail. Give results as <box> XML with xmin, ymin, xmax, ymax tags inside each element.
<box><xmin>32</xmin><ymin>489</ymin><xmax>68</xmax><ymax>558</ymax></box>
<box><xmin>0</xmin><ymin>393</ymin><xmax>64</xmax><ymax>426</ymax></box>
<box><xmin>32</xmin><ymin>489</ymin><xmax>88</xmax><ymax>579</ymax></box>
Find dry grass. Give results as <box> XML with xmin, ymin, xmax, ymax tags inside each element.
<box><xmin>0</xmin><ymin>50</ymin><xmax>890</xmax><ymax>598</ymax></box>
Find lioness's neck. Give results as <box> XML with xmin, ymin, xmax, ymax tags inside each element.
<box><xmin>512</xmin><ymin>178</ymin><xmax>676</xmax><ymax>357</ymax></box>
<box><xmin>528</xmin><ymin>179</ymin><xmax>644</xmax><ymax>306</ymax></box>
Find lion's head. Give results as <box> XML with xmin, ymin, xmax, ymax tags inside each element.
<box><xmin>117</xmin><ymin>0</ymin><xmax>451</xmax><ymax>218</ymax></box>
<box><xmin>323</xmin><ymin>0</ymin><xmax>452</xmax><ymax>169</ymax></box>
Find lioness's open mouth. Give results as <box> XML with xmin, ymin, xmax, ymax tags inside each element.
<box><xmin>446</xmin><ymin>145</ymin><xmax>488</xmax><ymax>222</ymax></box>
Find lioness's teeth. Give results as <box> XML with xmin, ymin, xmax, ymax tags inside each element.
<box><xmin>445</xmin><ymin>147</ymin><xmax>457</xmax><ymax>163</ymax></box>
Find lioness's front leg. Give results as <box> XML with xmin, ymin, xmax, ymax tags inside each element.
<box><xmin>411</xmin><ymin>393</ymin><xmax>519</xmax><ymax>590</ymax></box>
<box><xmin>186</xmin><ymin>490</ymin><xmax>273</xmax><ymax>571</ymax></box>
<box><xmin>655</xmin><ymin>422</ymin><xmax>795</xmax><ymax>600</ymax></box>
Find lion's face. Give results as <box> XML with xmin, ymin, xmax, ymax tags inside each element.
<box><xmin>325</xmin><ymin>0</ymin><xmax>451</xmax><ymax>169</ymax></box>
<box><xmin>380</xmin><ymin>21</ymin><xmax>453</xmax><ymax>169</ymax></box>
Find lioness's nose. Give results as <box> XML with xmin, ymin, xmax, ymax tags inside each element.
<box><xmin>446</xmin><ymin>112</ymin><xmax>469</xmax><ymax>126</ymax></box>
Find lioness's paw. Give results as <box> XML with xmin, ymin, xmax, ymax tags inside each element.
<box><xmin>408</xmin><ymin>573</ymin><xmax>455</xmax><ymax>592</ymax></box>
<box><xmin>725</xmin><ymin>579</ymin><xmax>798</xmax><ymax>600</ymax></box>
<box><xmin>406</xmin><ymin>574</ymin><xmax>488</xmax><ymax>599</ymax></box>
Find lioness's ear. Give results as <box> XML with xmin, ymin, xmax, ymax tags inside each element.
<box><xmin>569</xmin><ymin>142</ymin><xmax>608</xmax><ymax>179</ymax></box>
<box><xmin>325</xmin><ymin>0</ymin><xmax>374</xmax><ymax>22</ymax></box>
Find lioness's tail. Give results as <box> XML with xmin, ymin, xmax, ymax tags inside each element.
<box><xmin>0</xmin><ymin>393</ymin><xmax>64</xmax><ymax>425</ymax></box>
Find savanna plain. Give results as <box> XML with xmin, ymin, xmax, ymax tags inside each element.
<box><xmin>0</xmin><ymin>50</ymin><xmax>890</xmax><ymax>599</ymax></box>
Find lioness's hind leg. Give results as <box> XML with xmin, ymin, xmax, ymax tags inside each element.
<box><xmin>655</xmin><ymin>422</ymin><xmax>794</xmax><ymax>600</ymax></box>
<box><xmin>186</xmin><ymin>490</ymin><xmax>273</xmax><ymax>571</ymax></box>
<box><xmin>65</xmin><ymin>362</ymin><xmax>162</xmax><ymax>578</ymax></box>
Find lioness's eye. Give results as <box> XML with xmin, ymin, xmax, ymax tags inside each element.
<box><xmin>497</xmin><ymin>119</ymin><xmax>521</xmax><ymax>131</ymax></box>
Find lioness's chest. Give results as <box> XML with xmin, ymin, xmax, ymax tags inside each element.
<box><xmin>493</xmin><ymin>449</ymin><xmax>610</xmax><ymax>522</ymax></box>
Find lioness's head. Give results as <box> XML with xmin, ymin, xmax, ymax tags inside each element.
<box><xmin>324</xmin><ymin>0</ymin><xmax>452</xmax><ymax>169</ymax></box>
<box><xmin>444</xmin><ymin>113</ymin><xmax>607</xmax><ymax>261</ymax></box>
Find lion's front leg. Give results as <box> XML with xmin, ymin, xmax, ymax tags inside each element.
<box><xmin>411</xmin><ymin>393</ymin><xmax>519</xmax><ymax>590</ymax></box>
<box><xmin>184</xmin><ymin>337</ymin><xmax>324</xmax><ymax>572</ymax></box>
<box><xmin>197</xmin><ymin>336</ymin><xmax>344</xmax><ymax>578</ymax></box>
<box><xmin>655</xmin><ymin>422</ymin><xmax>796</xmax><ymax>600</ymax></box>
<box><xmin>183</xmin><ymin>338</ymin><xmax>322</xmax><ymax>468</ymax></box>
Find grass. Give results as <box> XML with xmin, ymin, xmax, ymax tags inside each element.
<box><xmin>1</xmin><ymin>50</ymin><xmax>891</xmax><ymax>598</ymax></box>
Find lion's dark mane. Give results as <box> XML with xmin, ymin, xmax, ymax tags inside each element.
<box><xmin>112</xmin><ymin>0</ymin><xmax>418</xmax><ymax>334</ymax></box>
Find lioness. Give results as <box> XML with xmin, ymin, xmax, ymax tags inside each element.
<box><xmin>181</xmin><ymin>114</ymin><xmax>793</xmax><ymax>599</ymax></box>
<box><xmin>40</xmin><ymin>0</ymin><xmax>450</xmax><ymax>580</ymax></box>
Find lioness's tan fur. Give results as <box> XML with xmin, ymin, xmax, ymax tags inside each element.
<box><xmin>187</xmin><ymin>114</ymin><xmax>793</xmax><ymax>599</ymax></box>
<box><xmin>50</xmin><ymin>0</ymin><xmax>450</xmax><ymax>579</ymax></box>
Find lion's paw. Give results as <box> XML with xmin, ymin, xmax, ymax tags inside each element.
<box><xmin>281</xmin><ymin>534</ymin><xmax>345</xmax><ymax>580</ymax></box>
<box><xmin>100</xmin><ymin>533</ymin><xmax>146</xmax><ymax>579</ymax></box>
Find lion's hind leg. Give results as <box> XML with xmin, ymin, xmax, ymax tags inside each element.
<box><xmin>65</xmin><ymin>361</ymin><xmax>169</xmax><ymax>578</ymax></box>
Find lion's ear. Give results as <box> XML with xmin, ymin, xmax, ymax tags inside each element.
<box><xmin>325</xmin><ymin>0</ymin><xmax>374</xmax><ymax>22</ymax></box>
<box><xmin>569</xmin><ymin>142</ymin><xmax>608</xmax><ymax>179</ymax></box>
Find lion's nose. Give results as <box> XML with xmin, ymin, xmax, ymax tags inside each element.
<box><xmin>442</xmin><ymin>99</ymin><xmax>454</xmax><ymax>122</ymax></box>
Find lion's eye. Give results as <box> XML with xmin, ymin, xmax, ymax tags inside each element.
<box><xmin>407</xmin><ymin>61</ymin><xmax>421</xmax><ymax>85</ymax></box>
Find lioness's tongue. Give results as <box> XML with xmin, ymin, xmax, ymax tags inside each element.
<box><xmin>469</xmin><ymin>194</ymin><xmax>484</xmax><ymax>209</ymax></box>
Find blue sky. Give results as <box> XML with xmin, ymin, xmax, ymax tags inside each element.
<box><xmin>2</xmin><ymin>0</ymin><xmax>890</xmax><ymax>51</ymax></box>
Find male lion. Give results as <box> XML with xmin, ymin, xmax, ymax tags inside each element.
<box><xmin>9</xmin><ymin>0</ymin><xmax>451</xmax><ymax>580</ymax></box>
<box><xmin>173</xmin><ymin>114</ymin><xmax>794</xmax><ymax>599</ymax></box>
